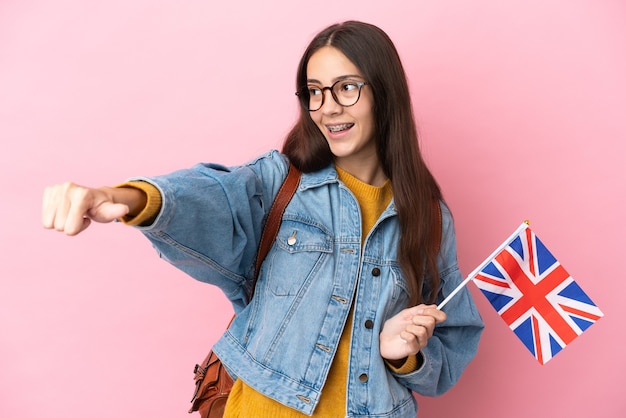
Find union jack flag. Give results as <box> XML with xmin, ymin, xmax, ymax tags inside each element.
<box><xmin>472</xmin><ymin>222</ymin><xmax>603</xmax><ymax>365</ymax></box>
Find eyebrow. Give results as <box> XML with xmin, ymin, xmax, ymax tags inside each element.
<box><xmin>306</xmin><ymin>74</ymin><xmax>364</xmax><ymax>84</ymax></box>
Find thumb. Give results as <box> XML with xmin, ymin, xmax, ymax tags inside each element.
<box><xmin>88</xmin><ymin>202</ymin><xmax>130</xmax><ymax>223</ymax></box>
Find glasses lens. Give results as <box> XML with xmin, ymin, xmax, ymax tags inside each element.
<box><xmin>333</xmin><ymin>80</ymin><xmax>362</xmax><ymax>107</ymax></box>
<box><xmin>307</xmin><ymin>86</ymin><xmax>323</xmax><ymax>111</ymax></box>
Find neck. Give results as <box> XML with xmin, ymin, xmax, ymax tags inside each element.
<box><xmin>335</xmin><ymin>157</ymin><xmax>387</xmax><ymax>187</ymax></box>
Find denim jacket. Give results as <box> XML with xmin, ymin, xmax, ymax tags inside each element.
<box><xmin>133</xmin><ymin>150</ymin><xmax>483</xmax><ymax>417</ymax></box>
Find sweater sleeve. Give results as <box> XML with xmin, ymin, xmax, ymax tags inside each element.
<box><xmin>115</xmin><ymin>181</ymin><xmax>162</xmax><ymax>226</ymax></box>
<box><xmin>385</xmin><ymin>354</ymin><xmax>420</xmax><ymax>374</ymax></box>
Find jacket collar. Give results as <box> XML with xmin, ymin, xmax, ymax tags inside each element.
<box><xmin>297</xmin><ymin>163</ymin><xmax>398</xmax><ymax>217</ymax></box>
<box><xmin>298</xmin><ymin>164</ymin><xmax>338</xmax><ymax>190</ymax></box>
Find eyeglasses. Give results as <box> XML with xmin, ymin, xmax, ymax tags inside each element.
<box><xmin>296</xmin><ymin>79</ymin><xmax>369</xmax><ymax>112</ymax></box>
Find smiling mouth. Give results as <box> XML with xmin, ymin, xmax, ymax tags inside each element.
<box><xmin>327</xmin><ymin>123</ymin><xmax>354</xmax><ymax>133</ymax></box>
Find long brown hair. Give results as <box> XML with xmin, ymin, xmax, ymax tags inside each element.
<box><xmin>282</xmin><ymin>21</ymin><xmax>442</xmax><ymax>306</ymax></box>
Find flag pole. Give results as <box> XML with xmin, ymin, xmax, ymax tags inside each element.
<box><xmin>437</xmin><ymin>221</ymin><xmax>530</xmax><ymax>310</ymax></box>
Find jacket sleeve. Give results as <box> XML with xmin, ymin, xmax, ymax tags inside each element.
<box><xmin>392</xmin><ymin>205</ymin><xmax>484</xmax><ymax>396</ymax></box>
<box><xmin>130</xmin><ymin>151</ymin><xmax>289</xmax><ymax>311</ymax></box>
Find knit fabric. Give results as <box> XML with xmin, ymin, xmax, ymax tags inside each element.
<box><xmin>115</xmin><ymin>181</ymin><xmax>161</xmax><ymax>226</ymax></box>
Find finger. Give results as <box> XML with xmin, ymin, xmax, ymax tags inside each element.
<box><xmin>399</xmin><ymin>329</ymin><xmax>417</xmax><ymax>344</ymax></box>
<box><xmin>75</xmin><ymin>217</ymin><xmax>92</xmax><ymax>235</ymax></box>
<box><xmin>64</xmin><ymin>186</ymin><xmax>94</xmax><ymax>235</ymax></box>
<box><xmin>408</xmin><ymin>324</ymin><xmax>432</xmax><ymax>342</ymax></box>
<box><xmin>409</xmin><ymin>304</ymin><xmax>446</xmax><ymax>326</ymax></box>
<box><xmin>399</xmin><ymin>330</ymin><xmax>421</xmax><ymax>354</ymax></box>
<box><xmin>421</xmin><ymin>306</ymin><xmax>447</xmax><ymax>324</ymax></box>
<box><xmin>90</xmin><ymin>202</ymin><xmax>129</xmax><ymax>222</ymax></box>
<box><xmin>50</xmin><ymin>183</ymin><xmax>74</xmax><ymax>232</ymax></box>
<box><xmin>42</xmin><ymin>186</ymin><xmax>58</xmax><ymax>229</ymax></box>
<box><xmin>402</xmin><ymin>304</ymin><xmax>430</xmax><ymax>317</ymax></box>
<box><xmin>411</xmin><ymin>314</ymin><xmax>435</xmax><ymax>331</ymax></box>
<box><xmin>43</xmin><ymin>183</ymin><xmax>74</xmax><ymax>230</ymax></box>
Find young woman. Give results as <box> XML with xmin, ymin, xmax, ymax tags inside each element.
<box><xmin>42</xmin><ymin>21</ymin><xmax>483</xmax><ymax>418</ymax></box>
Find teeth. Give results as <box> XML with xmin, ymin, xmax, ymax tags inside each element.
<box><xmin>328</xmin><ymin>123</ymin><xmax>353</xmax><ymax>132</ymax></box>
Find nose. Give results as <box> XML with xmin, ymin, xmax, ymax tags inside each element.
<box><xmin>319</xmin><ymin>88</ymin><xmax>342</xmax><ymax>115</ymax></box>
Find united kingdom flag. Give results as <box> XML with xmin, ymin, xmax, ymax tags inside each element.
<box><xmin>472</xmin><ymin>222</ymin><xmax>603</xmax><ymax>365</ymax></box>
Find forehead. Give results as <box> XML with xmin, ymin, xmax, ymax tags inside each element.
<box><xmin>306</xmin><ymin>46</ymin><xmax>363</xmax><ymax>83</ymax></box>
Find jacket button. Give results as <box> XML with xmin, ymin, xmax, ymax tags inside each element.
<box><xmin>359</xmin><ymin>373</ymin><xmax>369</xmax><ymax>382</ymax></box>
<box><xmin>364</xmin><ymin>319</ymin><xmax>374</xmax><ymax>329</ymax></box>
<box><xmin>371</xmin><ymin>268</ymin><xmax>381</xmax><ymax>276</ymax></box>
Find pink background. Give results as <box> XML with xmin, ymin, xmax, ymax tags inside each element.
<box><xmin>1</xmin><ymin>1</ymin><xmax>624</xmax><ymax>417</ymax></box>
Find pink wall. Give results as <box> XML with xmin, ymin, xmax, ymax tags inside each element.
<box><xmin>1</xmin><ymin>1</ymin><xmax>624</xmax><ymax>417</ymax></box>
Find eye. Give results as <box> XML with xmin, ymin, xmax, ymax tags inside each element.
<box><xmin>308</xmin><ymin>86</ymin><xmax>322</xmax><ymax>96</ymax></box>
<box><xmin>339</xmin><ymin>81</ymin><xmax>359</xmax><ymax>92</ymax></box>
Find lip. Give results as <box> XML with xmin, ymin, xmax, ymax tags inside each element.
<box><xmin>325</xmin><ymin>122</ymin><xmax>354</xmax><ymax>139</ymax></box>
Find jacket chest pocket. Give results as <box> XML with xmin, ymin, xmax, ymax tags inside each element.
<box><xmin>389</xmin><ymin>265</ymin><xmax>411</xmax><ymax>305</ymax></box>
<box><xmin>263</xmin><ymin>219</ymin><xmax>333</xmax><ymax>296</ymax></box>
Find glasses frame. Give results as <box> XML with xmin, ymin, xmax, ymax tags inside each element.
<box><xmin>296</xmin><ymin>79</ymin><xmax>370</xmax><ymax>112</ymax></box>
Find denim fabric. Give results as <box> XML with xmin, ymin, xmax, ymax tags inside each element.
<box><xmin>131</xmin><ymin>150</ymin><xmax>484</xmax><ymax>417</ymax></box>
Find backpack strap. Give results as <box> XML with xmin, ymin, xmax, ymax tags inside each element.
<box><xmin>250</xmin><ymin>164</ymin><xmax>301</xmax><ymax>300</ymax></box>
<box><xmin>432</xmin><ymin>199</ymin><xmax>443</xmax><ymax>256</ymax></box>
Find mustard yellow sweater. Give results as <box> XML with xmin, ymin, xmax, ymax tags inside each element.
<box><xmin>119</xmin><ymin>166</ymin><xmax>416</xmax><ymax>417</ymax></box>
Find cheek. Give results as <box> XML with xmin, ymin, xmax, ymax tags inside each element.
<box><xmin>310</xmin><ymin>113</ymin><xmax>324</xmax><ymax>129</ymax></box>
<box><xmin>352</xmin><ymin>97</ymin><xmax>375</xmax><ymax>127</ymax></box>
<box><xmin>357</xmin><ymin>108</ymin><xmax>376</xmax><ymax>134</ymax></box>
